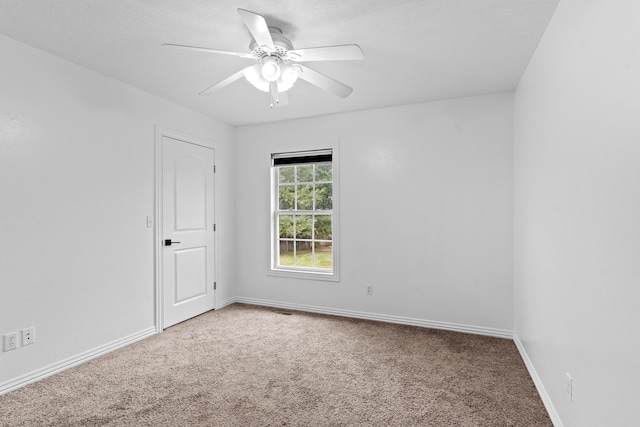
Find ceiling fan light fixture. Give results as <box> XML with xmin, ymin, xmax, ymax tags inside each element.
<box><xmin>243</xmin><ymin>64</ymin><xmax>270</xmax><ymax>92</ymax></box>
<box><xmin>277</xmin><ymin>64</ymin><xmax>299</xmax><ymax>92</ymax></box>
<box><xmin>244</xmin><ymin>62</ymin><xmax>299</xmax><ymax>93</ymax></box>
<box><xmin>260</xmin><ymin>56</ymin><xmax>282</xmax><ymax>81</ymax></box>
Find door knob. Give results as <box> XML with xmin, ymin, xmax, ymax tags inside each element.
<box><xmin>164</xmin><ymin>239</ymin><xmax>181</xmax><ymax>246</ymax></box>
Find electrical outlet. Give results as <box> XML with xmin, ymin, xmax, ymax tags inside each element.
<box><xmin>22</xmin><ymin>327</ymin><xmax>35</xmax><ymax>346</ymax></box>
<box><xmin>3</xmin><ymin>332</ymin><xmax>18</xmax><ymax>351</ymax></box>
<box><xmin>366</xmin><ymin>284</ymin><xmax>373</xmax><ymax>296</ymax></box>
<box><xmin>566</xmin><ymin>372</ymin><xmax>573</xmax><ymax>401</ymax></box>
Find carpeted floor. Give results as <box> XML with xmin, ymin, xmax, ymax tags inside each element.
<box><xmin>0</xmin><ymin>303</ymin><xmax>551</xmax><ymax>426</ymax></box>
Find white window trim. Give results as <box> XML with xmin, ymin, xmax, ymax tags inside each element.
<box><xmin>268</xmin><ymin>147</ymin><xmax>339</xmax><ymax>282</ymax></box>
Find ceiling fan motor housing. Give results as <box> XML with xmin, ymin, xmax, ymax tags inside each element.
<box><xmin>250</xmin><ymin>32</ymin><xmax>294</xmax><ymax>63</ymax></box>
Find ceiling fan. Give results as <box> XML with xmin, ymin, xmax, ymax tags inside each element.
<box><xmin>163</xmin><ymin>9</ymin><xmax>365</xmax><ymax>108</ymax></box>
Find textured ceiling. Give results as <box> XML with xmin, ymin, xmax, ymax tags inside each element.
<box><xmin>0</xmin><ymin>0</ymin><xmax>558</xmax><ymax>126</ymax></box>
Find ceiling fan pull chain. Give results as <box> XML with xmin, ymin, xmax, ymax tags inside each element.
<box><xmin>269</xmin><ymin>81</ymin><xmax>279</xmax><ymax>108</ymax></box>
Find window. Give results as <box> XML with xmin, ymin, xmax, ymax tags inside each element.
<box><xmin>271</xmin><ymin>149</ymin><xmax>337</xmax><ymax>280</ymax></box>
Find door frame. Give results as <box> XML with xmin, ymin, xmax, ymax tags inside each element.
<box><xmin>154</xmin><ymin>126</ymin><xmax>217</xmax><ymax>332</ymax></box>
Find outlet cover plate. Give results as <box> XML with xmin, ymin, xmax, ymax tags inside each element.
<box><xmin>22</xmin><ymin>327</ymin><xmax>35</xmax><ymax>346</ymax></box>
<box><xmin>3</xmin><ymin>332</ymin><xmax>18</xmax><ymax>351</ymax></box>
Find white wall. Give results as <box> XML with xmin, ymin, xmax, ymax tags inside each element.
<box><xmin>234</xmin><ymin>93</ymin><xmax>514</xmax><ymax>334</ymax></box>
<box><xmin>0</xmin><ymin>34</ymin><xmax>235</xmax><ymax>389</ymax></box>
<box><xmin>514</xmin><ymin>0</ymin><xmax>640</xmax><ymax>425</ymax></box>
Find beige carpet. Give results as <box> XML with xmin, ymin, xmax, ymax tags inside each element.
<box><xmin>0</xmin><ymin>304</ymin><xmax>551</xmax><ymax>426</ymax></box>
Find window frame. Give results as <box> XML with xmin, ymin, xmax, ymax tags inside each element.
<box><xmin>268</xmin><ymin>148</ymin><xmax>339</xmax><ymax>282</ymax></box>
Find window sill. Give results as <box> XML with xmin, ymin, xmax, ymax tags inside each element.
<box><xmin>267</xmin><ymin>268</ymin><xmax>339</xmax><ymax>282</ymax></box>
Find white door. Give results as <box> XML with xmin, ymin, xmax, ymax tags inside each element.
<box><xmin>162</xmin><ymin>136</ymin><xmax>215</xmax><ymax>328</ymax></box>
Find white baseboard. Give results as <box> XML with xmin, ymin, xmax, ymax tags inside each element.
<box><xmin>216</xmin><ymin>297</ymin><xmax>237</xmax><ymax>310</ymax></box>
<box><xmin>514</xmin><ymin>333</ymin><xmax>564</xmax><ymax>427</ymax></box>
<box><xmin>233</xmin><ymin>297</ymin><xmax>513</xmax><ymax>339</ymax></box>
<box><xmin>0</xmin><ymin>326</ymin><xmax>156</xmax><ymax>396</ymax></box>
<box><xmin>1</xmin><ymin>300</ymin><xmax>544</xmax><ymax>427</ymax></box>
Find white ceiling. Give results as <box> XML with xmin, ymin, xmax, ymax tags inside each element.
<box><xmin>0</xmin><ymin>0</ymin><xmax>558</xmax><ymax>127</ymax></box>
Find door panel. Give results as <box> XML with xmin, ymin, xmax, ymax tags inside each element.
<box><xmin>162</xmin><ymin>136</ymin><xmax>215</xmax><ymax>328</ymax></box>
<box><xmin>174</xmin><ymin>247</ymin><xmax>207</xmax><ymax>303</ymax></box>
<box><xmin>175</xmin><ymin>156</ymin><xmax>207</xmax><ymax>231</ymax></box>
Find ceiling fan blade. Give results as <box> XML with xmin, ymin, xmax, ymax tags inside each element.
<box><xmin>162</xmin><ymin>43</ymin><xmax>254</xmax><ymax>59</ymax></box>
<box><xmin>237</xmin><ymin>9</ymin><xmax>275</xmax><ymax>52</ymax></box>
<box><xmin>288</xmin><ymin>45</ymin><xmax>364</xmax><ymax>62</ymax></box>
<box><xmin>199</xmin><ymin>66</ymin><xmax>252</xmax><ymax>95</ymax></box>
<box><xmin>296</xmin><ymin>65</ymin><xmax>354</xmax><ymax>98</ymax></box>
